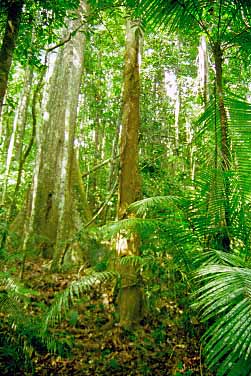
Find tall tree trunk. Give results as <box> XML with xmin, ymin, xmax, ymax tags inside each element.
<box><xmin>116</xmin><ymin>19</ymin><xmax>143</xmax><ymax>327</ymax></box>
<box><xmin>0</xmin><ymin>0</ymin><xmax>23</xmax><ymax>118</ymax></box>
<box><xmin>174</xmin><ymin>69</ymin><xmax>180</xmax><ymax>155</ymax></box>
<box><xmin>1</xmin><ymin>66</ymin><xmax>33</xmax><ymax>207</ymax></box>
<box><xmin>213</xmin><ymin>43</ymin><xmax>230</xmax><ymax>171</ymax></box>
<box><xmin>213</xmin><ymin>42</ymin><xmax>231</xmax><ymax>251</ymax></box>
<box><xmin>13</xmin><ymin>1</ymin><xmax>91</xmax><ymax>270</ymax></box>
<box><xmin>198</xmin><ymin>35</ymin><xmax>209</xmax><ymax>106</ymax></box>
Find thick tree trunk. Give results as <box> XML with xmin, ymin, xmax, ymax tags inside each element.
<box><xmin>116</xmin><ymin>19</ymin><xmax>144</xmax><ymax>327</ymax></box>
<box><xmin>118</xmin><ymin>20</ymin><xmax>141</xmax><ymax>220</ymax></box>
<box><xmin>13</xmin><ymin>1</ymin><xmax>91</xmax><ymax>270</ymax></box>
<box><xmin>0</xmin><ymin>0</ymin><xmax>23</xmax><ymax>118</ymax></box>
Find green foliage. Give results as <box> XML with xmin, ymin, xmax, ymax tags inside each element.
<box><xmin>0</xmin><ymin>270</ymin><xmax>118</xmax><ymax>372</ymax></box>
<box><xmin>0</xmin><ymin>275</ymin><xmax>69</xmax><ymax>373</ymax></box>
<box><xmin>44</xmin><ymin>270</ymin><xmax>118</xmax><ymax>329</ymax></box>
<box><xmin>136</xmin><ymin>0</ymin><xmax>251</xmax><ymax>42</ymax></box>
<box><xmin>1</xmin><ymin>0</ymin><xmax>251</xmax><ymax>374</ymax></box>
<box><xmin>193</xmin><ymin>253</ymin><xmax>251</xmax><ymax>375</ymax></box>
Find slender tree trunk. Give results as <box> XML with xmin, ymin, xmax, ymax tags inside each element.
<box><xmin>174</xmin><ymin>70</ymin><xmax>180</xmax><ymax>155</ymax></box>
<box><xmin>0</xmin><ymin>0</ymin><xmax>23</xmax><ymax>118</ymax></box>
<box><xmin>1</xmin><ymin>66</ymin><xmax>33</xmax><ymax>208</ymax></box>
<box><xmin>213</xmin><ymin>42</ymin><xmax>231</xmax><ymax>250</ymax></box>
<box><xmin>14</xmin><ymin>66</ymin><xmax>34</xmax><ymax>161</ymax></box>
<box><xmin>198</xmin><ymin>35</ymin><xmax>209</xmax><ymax>106</ymax></box>
<box><xmin>213</xmin><ymin>43</ymin><xmax>230</xmax><ymax>171</ymax></box>
<box><xmin>9</xmin><ymin>68</ymin><xmax>39</xmax><ymax>220</ymax></box>
<box><xmin>103</xmin><ymin>119</ymin><xmax>120</xmax><ymax>222</ymax></box>
<box><xmin>116</xmin><ymin>19</ymin><xmax>144</xmax><ymax>327</ymax></box>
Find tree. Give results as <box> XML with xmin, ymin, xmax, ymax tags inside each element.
<box><xmin>0</xmin><ymin>0</ymin><xmax>23</xmax><ymax>118</ymax></box>
<box><xmin>136</xmin><ymin>0</ymin><xmax>251</xmax><ymax>251</ymax></box>
<box><xmin>12</xmin><ymin>0</ymin><xmax>91</xmax><ymax>271</ymax></box>
<box><xmin>116</xmin><ymin>18</ymin><xmax>144</xmax><ymax>327</ymax></box>
<box><xmin>0</xmin><ymin>0</ymin><xmax>81</xmax><ymax>123</ymax></box>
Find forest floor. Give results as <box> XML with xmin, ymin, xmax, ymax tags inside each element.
<box><xmin>1</xmin><ymin>260</ymin><xmax>213</xmax><ymax>376</ymax></box>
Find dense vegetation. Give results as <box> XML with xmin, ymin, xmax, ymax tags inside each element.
<box><xmin>1</xmin><ymin>0</ymin><xmax>251</xmax><ymax>374</ymax></box>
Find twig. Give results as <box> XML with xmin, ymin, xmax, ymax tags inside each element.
<box><xmin>84</xmin><ymin>179</ymin><xmax>118</xmax><ymax>228</ymax></box>
<box><xmin>82</xmin><ymin>154</ymin><xmax>119</xmax><ymax>178</ymax></box>
<box><xmin>45</xmin><ymin>23</ymin><xmax>84</xmax><ymax>55</ymax></box>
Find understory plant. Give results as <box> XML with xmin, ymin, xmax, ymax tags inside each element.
<box><xmin>0</xmin><ymin>269</ymin><xmax>117</xmax><ymax>373</ymax></box>
<box><xmin>193</xmin><ymin>251</ymin><xmax>251</xmax><ymax>376</ymax></box>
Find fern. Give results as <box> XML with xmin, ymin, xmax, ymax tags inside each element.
<box><xmin>0</xmin><ymin>275</ymin><xmax>69</xmax><ymax>372</ymax></box>
<box><xmin>44</xmin><ymin>270</ymin><xmax>117</xmax><ymax>330</ymax></box>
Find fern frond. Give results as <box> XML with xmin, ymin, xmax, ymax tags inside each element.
<box><xmin>0</xmin><ymin>276</ymin><xmax>35</xmax><ymax>321</ymax></box>
<box><xmin>119</xmin><ymin>255</ymin><xmax>143</xmax><ymax>267</ymax></box>
<box><xmin>44</xmin><ymin>270</ymin><xmax>117</xmax><ymax>330</ymax></box>
<box><xmin>0</xmin><ymin>274</ymin><xmax>67</xmax><ymax>371</ymax></box>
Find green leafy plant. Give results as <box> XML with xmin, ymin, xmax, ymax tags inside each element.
<box><xmin>0</xmin><ymin>275</ymin><xmax>68</xmax><ymax>373</ymax></box>
<box><xmin>44</xmin><ymin>270</ymin><xmax>117</xmax><ymax>330</ymax></box>
<box><xmin>0</xmin><ymin>270</ymin><xmax>117</xmax><ymax>373</ymax></box>
<box><xmin>193</xmin><ymin>251</ymin><xmax>251</xmax><ymax>375</ymax></box>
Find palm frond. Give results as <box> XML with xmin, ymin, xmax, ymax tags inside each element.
<box><xmin>101</xmin><ymin>218</ymin><xmax>160</xmax><ymax>238</ymax></box>
<box><xmin>128</xmin><ymin>195</ymin><xmax>183</xmax><ymax>216</ymax></box>
<box><xmin>119</xmin><ymin>255</ymin><xmax>143</xmax><ymax>267</ymax></box>
<box><xmin>194</xmin><ymin>249</ymin><xmax>249</xmax><ymax>267</ymax></box>
<box><xmin>135</xmin><ymin>0</ymin><xmax>203</xmax><ymax>33</ymax></box>
<box><xmin>226</xmin><ymin>95</ymin><xmax>251</xmax><ymax>202</ymax></box>
<box><xmin>188</xmin><ymin>93</ymin><xmax>251</xmax><ymax>252</ymax></box>
<box><xmin>135</xmin><ymin>0</ymin><xmax>251</xmax><ymax>41</ymax></box>
<box><xmin>194</xmin><ymin>264</ymin><xmax>251</xmax><ymax>374</ymax></box>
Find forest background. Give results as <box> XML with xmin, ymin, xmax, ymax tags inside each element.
<box><xmin>1</xmin><ymin>0</ymin><xmax>251</xmax><ymax>375</ymax></box>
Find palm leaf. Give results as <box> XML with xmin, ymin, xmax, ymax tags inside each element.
<box><xmin>135</xmin><ymin>0</ymin><xmax>251</xmax><ymax>40</ymax></box>
<box><xmin>128</xmin><ymin>195</ymin><xmax>183</xmax><ymax>216</ymax></box>
<box><xmin>194</xmin><ymin>264</ymin><xmax>251</xmax><ymax>374</ymax></box>
<box><xmin>194</xmin><ymin>249</ymin><xmax>249</xmax><ymax>267</ymax></box>
<box><xmin>226</xmin><ymin>95</ymin><xmax>251</xmax><ymax>202</ymax></box>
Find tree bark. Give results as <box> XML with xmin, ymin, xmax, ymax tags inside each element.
<box><xmin>198</xmin><ymin>35</ymin><xmax>209</xmax><ymax>106</ymax></box>
<box><xmin>0</xmin><ymin>0</ymin><xmax>23</xmax><ymax>118</ymax></box>
<box><xmin>213</xmin><ymin>42</ymin><xmax>230</xmax><ymax>172</ymax></box>
<box><xmin>12</xmin><ymin>1</ymin><xmax>91</xmax><ymax>270</ymax></box>
<box><xmin>213</xmin><ymin>42</ymin><xmax>231</xmax><ymax>250</ymax></box>
<box><xmin>1</xmin><ymin>66</ymin><xmax>33</xmax><ymax>209</ymax></box>
<box><xmin>116</xmin><ymin>19</ymin><xmax>144</xmax><ymax>327</ymax></box>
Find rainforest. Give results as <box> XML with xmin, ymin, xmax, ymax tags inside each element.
<box><xmin>1</xmin><ymin>1</ymin><xmax>251</xmax><ymax>375</ymax></box>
